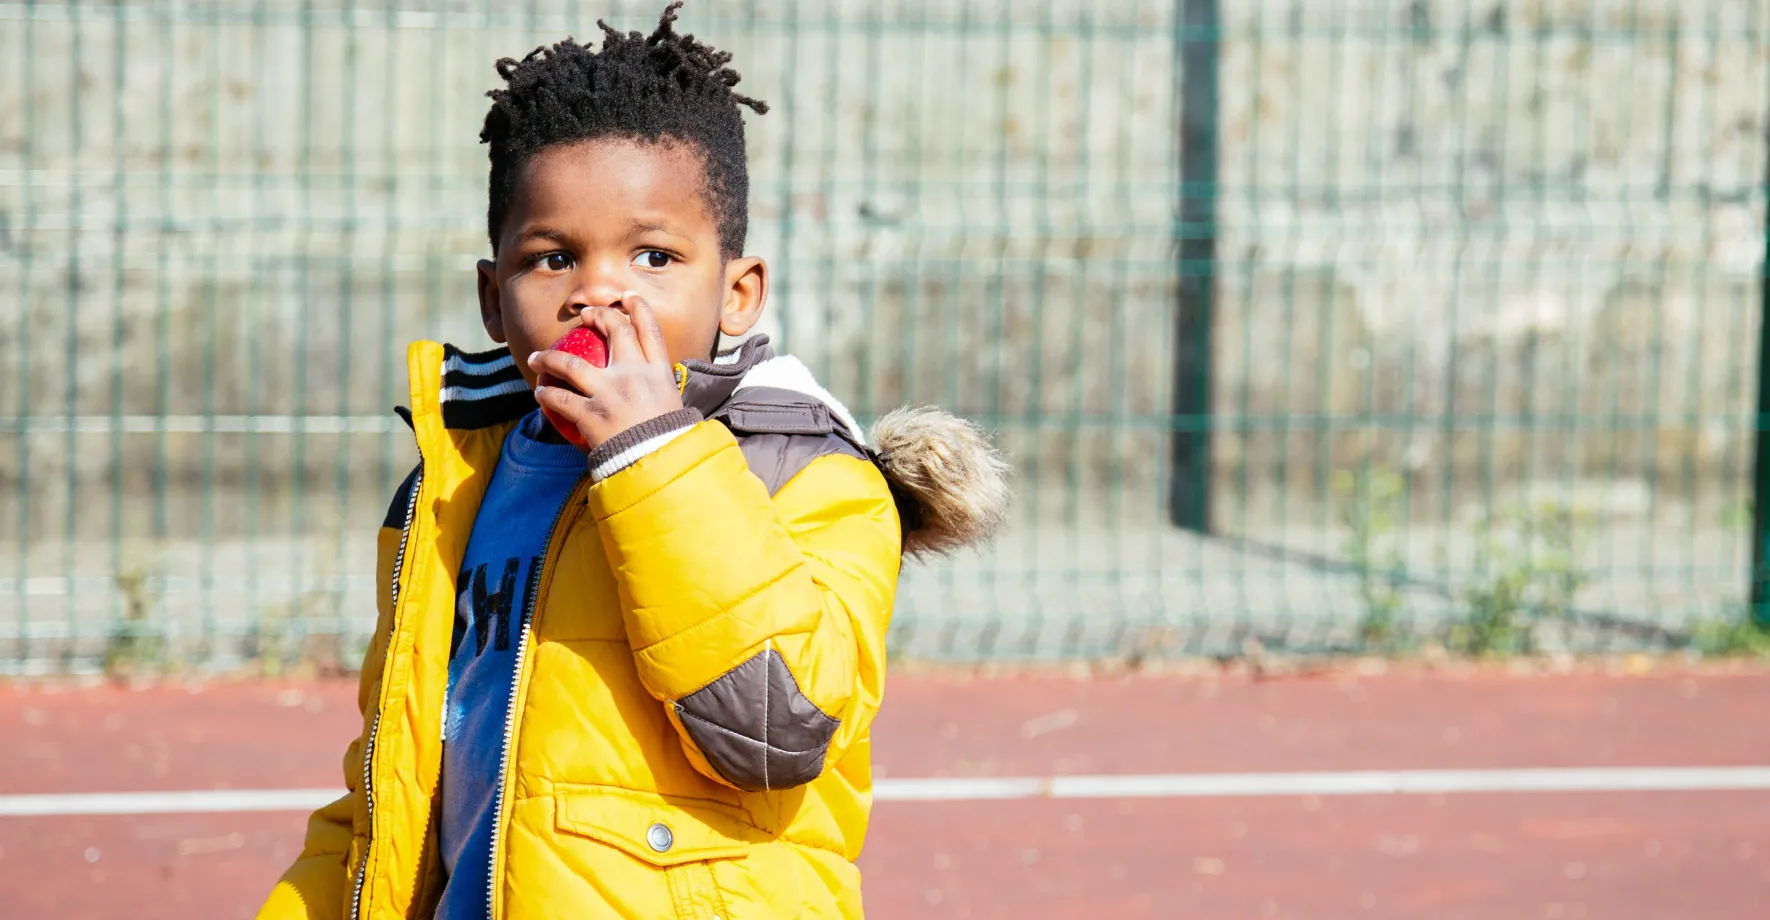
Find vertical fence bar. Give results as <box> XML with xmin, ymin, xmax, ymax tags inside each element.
<box><xmin>1168</xmin><ymin>0</ymin><xmax>1219</xmax><ymax>532</ymax></box>
<box><xmin>1753</xmin><ymin>109</ymin><xmax>1770</xmax><ymax>626</ymax></box>
<box><xmin>108</xmin><ymin>0</ymin><xmax>129</xmax><ymax>645</ymax></box>
<box><xmin>245</xmin><ymin>0</ymin><xmax>269</xmax><ymax>658</ymax></box>
<box><xmin>773</xmin><ymin>0</ymin><xmax>801</xmax><ymax>356</ymax></box>
<box><xmin>1722</xmin><ymin>0</ymin><xmax>1763</xmax><ymax>627</ymax></box>
<box><xmin>62</xmin><ymin>0</ymin><xmax>85</xmax><ymax>663</ymax></box>
<box><xmin>151</xmin><ymin>1</ymin><xmax>173</xmax><ymax>635</ymax></box>
<box><xmin>12</xmin><ymin>0</ymin><xmax>37</xmax><ymax>668</ymax></box>
<box><xmin>199</xmin><ymin>0</ymin><xmax>221</xmax><ymax>661</ymax></box>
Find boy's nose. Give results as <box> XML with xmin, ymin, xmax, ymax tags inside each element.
<box><xmin>567</xmin><ymin>275</ymin><xmax>629</xmax><ymax>314</ymax></box>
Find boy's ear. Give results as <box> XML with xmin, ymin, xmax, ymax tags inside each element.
<box><xmin>718</xmin><ymin>256</ymin><xmax>767</xmax><ymax>338</ymax></box>
<box><xmin>476</xmin><ymin>258</ymin><xmax>506</xmax><ymax>344</ymax></box>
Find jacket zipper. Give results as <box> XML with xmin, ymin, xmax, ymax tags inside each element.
<box><xmin>486</xmin><ymin>479</ymin><xmax>587</xmax><ymax>920</ymax></box>
<box><xmin>349</xmin><ymin>465</ymin><xmax>423</xmax><ymax>920</ymax></box>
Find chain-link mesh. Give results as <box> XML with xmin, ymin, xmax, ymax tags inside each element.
<box><xmin>2</xmin><ymin>0</ymin><xmax>1766</xmax><ymax>673</ymax></box>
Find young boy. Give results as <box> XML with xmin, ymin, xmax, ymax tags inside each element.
<box><xmin>256</xmin><ymin>5</ymin><xmax>1008</xmax><ymax>919</ymax></box>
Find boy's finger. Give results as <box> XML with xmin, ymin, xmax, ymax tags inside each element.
<box><xmin>587</xmin><ymin>305</ymin><xmax>643</xmax><ymax>365</ymax></box>
<box><xmin>624</xmin><ymin>294</ymin><xmax>670</xmax><ymax>365</ymax></box>
<box><xmin>531</xmin><ymin>383</ymin><xmax>596</xmax><ymax>430</ymax></box>
<box><xmin>527</xmin><ymin>349</ymin><xmax>602</xmax><ymax>395</ymax></box>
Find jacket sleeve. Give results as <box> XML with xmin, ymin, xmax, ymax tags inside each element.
<box><xmin>256</xmin><ymin>468</ymin><xmax>416</xmax><ymax>919</ymax></box>
<box><xmin>589</xmin><ymin>421</ymin><xmax>901</xmax><ymax>791</ymax></box>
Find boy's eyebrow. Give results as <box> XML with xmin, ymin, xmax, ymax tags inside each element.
<box><xmin>513</xmin><ymin>225</ymin><xmax>571</xmax><ymax>245</ymax></box>
<box><xmin>627</xmin><ymin>220</ymin><xmax>679</xmax><ymax>237</ymax></box>
<box><xmin>511</xmin><ymin>221</ymin><xmax>689</xmax><ymax>245</ymax></box>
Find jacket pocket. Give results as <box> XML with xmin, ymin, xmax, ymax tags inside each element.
<box><xmin>552</xmin><ymin>783</ymin><xmax>760</xmax><ymax>868</ymax></box>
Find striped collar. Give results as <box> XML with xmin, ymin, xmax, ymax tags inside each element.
<box><xmin>427</xmin><ymin>336</ymin><xmax>780</xmax><ymax>432</ymax></box>
<box><xmin>437</xmin><ymin>345</ymin><xmax>534</xmax><ymax>431</ymax></box>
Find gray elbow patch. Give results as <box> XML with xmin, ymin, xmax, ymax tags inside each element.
<box><xmin>674</xmin><ymin>648</ymin><xmax>841</xmax><ymax>791</ymax></box>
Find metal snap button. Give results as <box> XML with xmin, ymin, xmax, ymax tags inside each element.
<box><xmin>646</xmin><ymin>822</ymin><xmax>674</xmax><ymax>853</ymax></box>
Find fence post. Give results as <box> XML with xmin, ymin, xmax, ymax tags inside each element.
<box><xmin>1169</xmin><ymin>0</ymin><xmax>1220</xmax><ymax>532</ymax></box>
<box><xmin>1754</xmin><ymin>170</ymin><xmax>1770</xmax><ymax>626</ymax></box>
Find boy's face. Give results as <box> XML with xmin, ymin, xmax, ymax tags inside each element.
<box><xmin>477</xmin><ymin>138</ymin><xmax>766</xmax><ymax>386</ymax></box>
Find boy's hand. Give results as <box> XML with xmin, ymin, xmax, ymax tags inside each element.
<box><xmin>528</xmin><ymin>296</ymin><xmax>685</xmax><ymax>451</ymax></box>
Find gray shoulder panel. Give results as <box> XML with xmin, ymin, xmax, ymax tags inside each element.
<box><xmin>713</xmin><ymin>386</ymin><xmax>870</xmax><ymax>495</ymax></box>
<box><xmin>737</xmin><ymin>432</ymin><xmax>867</xmax><ymax>496</ymax></box>
<box><xmin>674</xmin><ymin>647</ymin><xmax>841</xmax><ymax>791</ymax></box>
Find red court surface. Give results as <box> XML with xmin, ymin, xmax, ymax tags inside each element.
<box><xmin>3</xmin><ymin>664</ymin><xmax>1768</xmax><ymax>918</ymax></box>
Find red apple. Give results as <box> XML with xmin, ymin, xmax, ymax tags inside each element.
<box><xmin>536</xmin><ymin>326</ymin><xmax>609</xmax><ymax>447</ymax></box>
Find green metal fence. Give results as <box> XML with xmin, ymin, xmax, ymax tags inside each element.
<box><xmin>2</xmin><ymin>0</ymin><xmax>1767</xmax><ymax>674</ymax></box>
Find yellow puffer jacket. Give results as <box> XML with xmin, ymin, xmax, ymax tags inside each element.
<box><xmin>257</xmin><ymin>336</ymin><xmax>1008</xmax><ymax>920</ymax></box>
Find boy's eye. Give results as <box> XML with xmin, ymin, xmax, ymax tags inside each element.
<box><xmin>633</xmin><ymin>250</ymin><xmax>672</xmax><ymax>270</ymax></box>
<box><xmin>540</xmin><ymin>253</ymin><xmax>572</xmax><ymax>272</ymax></box>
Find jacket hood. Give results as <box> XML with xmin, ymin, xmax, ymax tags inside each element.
<box><xmin>684</xmin><ymin>336</ymin><xmax>1012</xmax><ymax>558</ymax></box>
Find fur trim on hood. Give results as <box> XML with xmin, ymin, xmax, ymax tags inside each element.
<box><xmin>869</xmin><ymin>406</ymin><xmax>1013</xmax><ymax>557</ymax></box>
<box><xmin>688</xmin><ymin>337</ymin><xmax>1013</xmax><ymax>557</ymax></box>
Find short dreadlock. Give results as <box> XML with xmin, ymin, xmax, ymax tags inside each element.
<box><xmin>480</xmin><ymin>2</ymin><xmax>768</xmax><ymax>258</ymax></box>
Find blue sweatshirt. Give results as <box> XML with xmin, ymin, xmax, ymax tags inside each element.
<box><xmin>435</xmin><ymin>409</ymin><xmax>584</xmax><ymax>920</ymax></box>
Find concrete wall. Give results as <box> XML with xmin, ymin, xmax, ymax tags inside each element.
<box><xmin>1214</xmin><ymin>0</ymin><xmax>1767</xmax><ymax>539</ymax></box>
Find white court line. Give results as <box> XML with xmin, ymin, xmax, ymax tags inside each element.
<box><xmin>0</xmin><ymin>789</ymin><xmax>341</xmax><ymax>817</ymax></box>
<box><xmin>2</xmin><ymin>767</ymin><xmax>1769</xmax><ymax>817</ymax></box>
<box><xmin>875</xmin><ymin>767</ymin><xmax>1770</xmax><ymax>802</ymax></box>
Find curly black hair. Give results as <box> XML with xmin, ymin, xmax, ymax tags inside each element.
<box><xmin>480</xmin><ymin>2</ymin><xmax>768</xmax><ymax>258</ymax></box>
